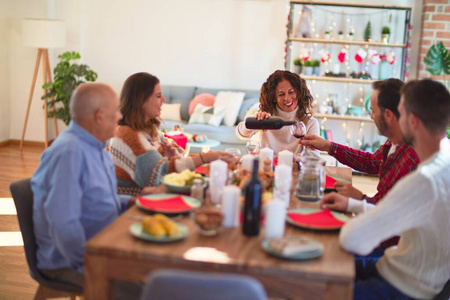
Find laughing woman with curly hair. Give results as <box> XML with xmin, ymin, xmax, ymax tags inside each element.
<box><xmin>236</xmin><ymin>70</ymin><xmax>319</xmax><ymax>154</ymax></box>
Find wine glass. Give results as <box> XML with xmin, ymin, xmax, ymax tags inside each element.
<box><xmin>290</xmin><ymin>121</ymin><xmax>306</xmax><ymax>139</ymax></box>
<box><xmin>290</xmin><ymin>121</ymin><xmax>307</xmax><ymax>154</ymax></box>
<box><xmin>245</xmin><ymin>140</ymin><xmax>261</xmax><ymax>155</ymax></box>
<box><xmin>224</xmin><ymin>148</ymin><xmax>242</xmax><ymax>164</ymax></box>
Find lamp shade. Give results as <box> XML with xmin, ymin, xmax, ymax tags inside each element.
<box><xmin>22</xmin><ymin>18</ymin><xmax>66</xmax><ymax>48</ymax></box>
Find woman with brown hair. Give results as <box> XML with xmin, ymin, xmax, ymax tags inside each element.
<box><xmin>109</xmin><ymin>72</ymin><xmax>231</xmax><ymax>196</ymax></box>
<box><xmin>236</xmin><ymin>70</ymin><xmax>319</xmax><ymax>154</ymax></box>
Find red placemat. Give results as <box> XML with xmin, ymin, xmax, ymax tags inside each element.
<box><xmin>195</xmin><ymin>165</ymin><xmax>208</xmax><ymax>175</ymax></box>
<box><xmin>287</xmin><ymin>209</ymin><xmax>345</xmax><ymax>228</ymax></box>
<box><xmin>164</xmin><ymin>133</ymin><xmax>188</xmax><ymax>149</ymax></box>
<box><xmin>138</xmin><ymin>195</ymin><xmax>193</xmax><ymax>212</ymax></box>
<box><xmin>325</xmin><ymin>176</ymin><xmax>337</xmax><ymax>189</ymax></box>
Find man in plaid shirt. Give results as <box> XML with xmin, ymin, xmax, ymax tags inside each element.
<box><xmin>301</xmin><ymin>78</ymin><xmax>419</xmax><ymax>248</ymax></box>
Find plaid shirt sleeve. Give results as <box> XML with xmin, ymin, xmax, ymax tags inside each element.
<box><xmin>329</xmin><ymin>142</ymin><xmax>387</xmax><ymax>175</ymax></box>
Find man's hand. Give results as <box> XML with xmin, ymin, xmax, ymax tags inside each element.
<box><xmin>319</xmin><ymin>192</ymin><xmax>349</xmax><ymax>212</ymax></box>
<box><xmin>300</xmin><ymin>134</ymin><xmax>332</xmax><ymax>152</ymax></box>
<box><xmin>334</xmin><ymin>182</ymin><xmax>364</xmax><ymax>199</ymax></box>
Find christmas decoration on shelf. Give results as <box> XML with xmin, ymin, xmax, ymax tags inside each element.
<box><xmin>294</xmin><ymin>5</ymin><xmax>312</xmax><ymax>38</ymax></box>
<box><xmin>338</xmin><ymin>48</ymin><xmax>348</xmax><ymax>63</ymax></box>
<box><xmin>368</xmin><ymin>49</ymin><xmax>381</xmax><ymax>65</ymax></box>
<box><xmin>364</xmin><ymin>21</ymin><xmax>371</xmax><ymax>42</ymax></box>
<box><xmin>321</xmin><ymin>51</ymin><xmax>331</xmax><ymax>63</ymax></box>
<box><xmin>355</xmin><ymin>48</ymin><xmax>368</xmax><ymax>64</ymax></box>
<box><xmin>350</xmin><ymin>71</ymin><xmax>372</xmax><ymax>79</ymax></box>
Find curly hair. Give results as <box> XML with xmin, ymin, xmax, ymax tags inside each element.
<box><xmin>119</xmin><ymin>72</ymin><xmax>161</xmax><ymax>138</ymax></box>
<box><xmin>259</xmin><ymin>70</ymin><xmax>314</xmax><ymax>123</ymax></box>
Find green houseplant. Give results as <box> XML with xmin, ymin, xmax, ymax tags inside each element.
<box><xmin>424</xmin><ymin>41</ymin><xmax>450</xmax><ymax>89</ymax></box>
<box><xmin>293</xmin><ymin>58</ymin><xmax>303</xmax><ymax>74</ymax></box>
<box><xmin>424</xmin><ymin>41</ymin><xmax>450</xmax><ymax>138</ymax></box>
<box><xmin>42</xmin><ymin>51</ymin><xmax>98</xmax><ymax>125</ymax></box>
<box><xmin>381</xmin><ymin>26</ymin><xmax>390</xmax><ymax>44</ymax></box>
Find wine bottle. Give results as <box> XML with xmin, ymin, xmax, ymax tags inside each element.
<box><xmin>245</xmin><ymin>116</ymin><xmax>296</xmax><ymax>130</ymax></box>
<box><xmin>242</xmin><ymin>158</ymin><xmax>263</xmax><ymax>236</ymax></box>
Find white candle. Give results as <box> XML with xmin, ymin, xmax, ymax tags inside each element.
<box><xmin>259</xmin><ymin>147</ymin><xmax>274</xmax><ymax>171</ymax></box>
<box><xmin>278</xmin><ymin>150</ymin><xmax>293</xmax><ymax>168</ymax></box>
<box><xmin>264</xmin><ymin>199</ymin><xmax>286</xmax><ymax>239</ymax></box>
<box><xmin>333</xmin><ymin>63</ymin><xmax>340</xmax><ymax>74</ymax></box>
<box><xmin>241</xmin><ymin>154</ymin><xmax>254</xmax><ymax>171</ymax></box>
<box><xmin>221</xmin><ymin>185</ymin><xmax>241</xmax><ymax>228</ymax></box>
<box><xmin>210</xmin><ymin>159</ymin><xmax>228</xmax><ymax>205</ymax></box>
<box><xmin>274</xmin><ymin>165</ymin><xmax>292</xmax><ymax>208</ymax></box>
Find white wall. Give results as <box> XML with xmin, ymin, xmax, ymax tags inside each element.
<box><xmin>0</xmin><ymin>0</ymin><xmax>13</xmax><ymax>142</ymax></box>
<box><xmin>3</xmin><ymin>0</ymin><xmax>423</xmax><ymax>143</ymax></box>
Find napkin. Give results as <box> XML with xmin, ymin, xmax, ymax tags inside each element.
<box><xmin>194</xmin><ymin>165</ymin><xmax>208</xmax><ymax>175</ymax></box>
<box><xmin>325</xmin><ymin>176</ymin><xmax>337</xmax><ymax>189</ymax></box>
<box><xmin>164</xmin><ymin>133</ymin><xmax>188</xmax><ymax>149</ymax></box>
<box><xmin>287</xmin><ymin>209</ymin><xmax>345</xmax><ymax>228</ymax></box>
<box><xmin>138</xmin><ymin>195</ymin><xmax>193</xmax><ymax>212</ymax></box>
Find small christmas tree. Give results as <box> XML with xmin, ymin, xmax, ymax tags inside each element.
<box><xmin>364</xmin><ymin>21</ymin><xmax>371</xmax><ymax>41</ymax></box>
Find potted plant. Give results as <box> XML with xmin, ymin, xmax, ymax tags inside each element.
<box><xmin>312</xmin><ymin>60</ymin><xmax>321</xmax><ymax>76</ymax></box>
<box><xmin>42</xmin><ymin>51</ymin><xmax>98</xmax><ymax>125</ymax></box>
<box><xmin>293</xmin><ymin>58</ymin><xmax>303</xmax><ymax>74</ymax></box>
<box><xmin>424</xmin><ymin>41</ymin><xmax>450</xmax><ymax>138</ymax></box>
<box><xmin>303</xmin><ymin>60</ymin><xmax>314</xmax><ymax>75</ymax></box>
<box><xmin>348</xmin><ymin>31</ymin><xmax>354</xmax><ymax>41</ymax></box>
<box><xmin>338</xmin><ymin>30</ymin><xmax>344</xmax><ymax>40</ymax></box>
<box><xmin>324</xmin><ymin>31</ymin><xmax>330</xmax><ymax>40</ymax></box>
<box><xmin>382</xmin><ymin>26</ymin><xmax>390</xmax><ymax>44</ymax></box>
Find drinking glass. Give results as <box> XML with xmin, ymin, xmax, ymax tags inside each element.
<box><xmin>245</xmin><ymin>140</ymin><xmax>261</xmax><ymax>155</ymax></box>
<box><xmin>290</xmin><ymin>121</ymin><xmax>307</xmax><ymax>155</ymax></box>
<box><xmin>224</xmin><ymin>148</ymin><xmax>242</xmax><ymax>166</ymax></box>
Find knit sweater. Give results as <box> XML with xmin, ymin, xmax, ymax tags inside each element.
<box><xmin>109</xmin><ymin>125</ymin><xmax>195</xmax><ymax>195</ymax></box>
<box><xmin>236</xmin><ymin>106</ymin><xmax>319</xmax><ymax>154</ymax></box>
<box><xmin>340</xmin><ymin>138</ymin><xmax>450</xmax><ymax>299</ymax></box>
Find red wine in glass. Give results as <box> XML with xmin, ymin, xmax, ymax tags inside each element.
<box><xmin>293</xmin><ymin>133</ymin><xmax>305</xmax><ymax>139</ymax></box>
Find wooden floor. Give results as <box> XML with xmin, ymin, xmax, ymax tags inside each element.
<box><xmin>0</xmin><ymin>143</ymin><xmax>43</xmax><ymax>299</ymax></box>
<box><xmin>0</xmin><ymin>143</ymin><xmax>378</xmax><ymax>299</ymax></box>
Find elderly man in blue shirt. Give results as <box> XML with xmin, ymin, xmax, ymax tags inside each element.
<box><xmin>31</xmin><ymin>82</ymin><xmax>128</xmax><ymax>289</ymax></box>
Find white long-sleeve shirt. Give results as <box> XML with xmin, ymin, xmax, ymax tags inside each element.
<box><xmin>236</xmin><ymin>106</ymin><xmax>319</xmax><ymax>155</ymax></box>
<box><xmin>340</xmin><ymin>138</ymin><xmax>450</xmax><ymax>299</ymax></box>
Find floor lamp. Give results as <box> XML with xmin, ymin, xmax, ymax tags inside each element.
<box><xmin>20</xmin><ymin>19</ymin><xmax>66</xmax><ymax>150</ymax></box>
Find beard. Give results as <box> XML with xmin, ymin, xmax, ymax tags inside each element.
<box><xmin>376</xmin><ymin>114</ymin><xmax>389</xmax><ymax>137</ymax></box>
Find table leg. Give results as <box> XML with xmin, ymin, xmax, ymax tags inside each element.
<box><xmin>185</xmin><ymin>145</ymin><xmax>191</xmax><ymax>154</ymax></box>
<box><xmin>201</xmin><ymin>146</ymin><xmax>210</xmax><ymax>152</ymax></box>
<box><xmin>84</xmin><ymin>255</ymin><xmax>112</xmax><ymax>300</ymax></box>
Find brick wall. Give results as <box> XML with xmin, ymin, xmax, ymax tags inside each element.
<box><xmin>418</xmin><ymin>0</ymin><xmax>450</xmax><ymax>80</ymax></box>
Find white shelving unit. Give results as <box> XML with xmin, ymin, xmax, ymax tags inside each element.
<box><xmin>286</xmin><ymin>1</ymin><xmax>411</xmax><ymax>148</ymax></box>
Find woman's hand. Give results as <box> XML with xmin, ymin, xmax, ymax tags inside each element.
<box><xmin>160</xmin><ymin>140</ymin><xmax>178</xmax><ymax>157</ymax></box>
<box><xmin>255</xmin><ymin>111</ymin><xmax>271</xmax><ymax>120</ymax></box>
<box><xmin>203</xmin><ymin>150</ymin><xmax>234</xmax><ymax>163</ymax></box>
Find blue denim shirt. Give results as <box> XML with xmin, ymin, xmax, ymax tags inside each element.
<box><xmin>31</xmin><ymin>122</ymin><xmax>126</xmax><ymax>272</ymax></box>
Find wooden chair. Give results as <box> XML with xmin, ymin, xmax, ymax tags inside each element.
<box><xmin>139</xmin><ymin>269</ymin><xmax>267</xmax><ymax>300</ymax></box>
<box><xmin>10</xmin><ymin>178</ymin><xmax>83</xmax><ymax>299</ymax></box>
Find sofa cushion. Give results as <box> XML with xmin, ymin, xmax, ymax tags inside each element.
<box><xmin>161</xmin><ymin>103</ymin><xmax>182</xmax><ymax>122</ymax></box>
<box><xmin>189</xmin><ymin>104</ymin><xmax>226</xmax><ymax>127</ymax></box>
<box><xmin>188</xmin><ymin>93</ymin><xmax>215</xmax><ymax>116</ymax></box>
<box><xmin>195</xmin><ymin>87</ymin><xmax>259</xmax><ymax>101</ymax></box>
<box><xmin>162</xmin><ymin>85</ymin><xmax>196</xmax><ymax>122</ymax></box>
<box><xmin>237</xmin><ymin>97</ymin><xmax>259</xmax><ymax>123</ymax></box>
<box><xmin>214</xmin><ymin>91</ymin><xmax>245</xmax><ymax>126</ymax></box>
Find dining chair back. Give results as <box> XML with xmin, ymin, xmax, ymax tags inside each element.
<box><xmin>140</xmin><ymin>269</ymin><xmax>267</xmax><ymax>300</ymax></box>
<box><xmin>10</xmin><ymin>178</ymin><xmax>82</xmax><ymax>299</ymax></box>
<box><xmin>433</xmin><ymin>278</ymin><xmax>450</xmax><ymax>300</ymax></box>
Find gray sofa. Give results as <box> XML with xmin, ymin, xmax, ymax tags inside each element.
<box><xmin>160</xmin><ymin>85</ymin><xmax>259</xmax><ymax>152</ymax></box>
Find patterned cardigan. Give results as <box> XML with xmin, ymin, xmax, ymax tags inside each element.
<box><xmin>109</xmin><ymin>125</ymin><xmax>194</xmax><ymax>196</ymax></box>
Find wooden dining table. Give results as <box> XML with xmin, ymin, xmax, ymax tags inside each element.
<box><xmin>84</xmin><ymin>167</ymin><xmax>354</xmax><ymax>300</ymax></box>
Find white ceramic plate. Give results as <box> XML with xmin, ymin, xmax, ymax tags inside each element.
<box><xmin>136</xmin><ymin>194</ymin><xmax>201</xmax><ymax>214</ymax></box>
<box><xmin>129</xmin><ymin>222</ymin><xmax>188</xmax><ymax>243</ymax></box>
<box><xmin>262</xmin><ymin>238</ymin><xmax>324</xmax><ymax>260</ymax></box>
